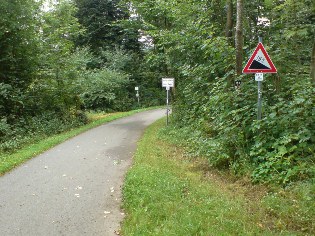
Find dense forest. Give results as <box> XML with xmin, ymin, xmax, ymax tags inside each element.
<box><xmin>1</xmin><ymin>0</ymin><xmax>314</xmax><ymax>187</ymax></box>
<box><xmin>0</xmin><ymin>0</ymin><xmax>164</xmax><ymax>153</ymax></box>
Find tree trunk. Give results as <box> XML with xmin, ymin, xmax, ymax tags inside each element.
<box><xmin>235</xmin><ymin>0</ymin><xmax>244</xmax><ymax>75</ymax></box>
<box><xmin>225</xmin><ymin>0</ymin><xmax>234</xmax><ymax>88</ymax></box>
<box><xmin>311</xmin><ymin>41</ymin><xmax>315</xmax><ymax>84</ymax></box>
<box><xmin>225</xmin><ymin>0</ymin><xmax>233</xmax><ymax>42</ymax></box>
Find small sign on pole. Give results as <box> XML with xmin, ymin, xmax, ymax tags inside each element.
<box><xmin>162</xmin><ymin>78</ymin><xmax>175</xmax><ymax>126</ymax></box>
<box><xmin>255</xmin><ymin>73</ymin><xmax>264</xmax><ymax>81</ymax></box>
<box><xmin>135</xmin><ymin>86</ymin><xmax>140</xmax><ymax>105</ymax></box>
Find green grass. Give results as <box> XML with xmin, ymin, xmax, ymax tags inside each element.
<box><xmin>261</xmin><ymin>183</ymin><xmax>315</xmax><ymax>234</ymax></box>
<box><xmin>122</xmin><ymin>119</ymin><xmax>303</xmax><ymax>236</ymax></box>
<box><xmin>0</xmin><ymin>107</ymin><xmax>161</xmax><ymax>175</ymax></box>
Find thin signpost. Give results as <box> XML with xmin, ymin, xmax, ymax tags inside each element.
<box><xmin>257</xmin><ymin>37</ymin><xmax>263</xmax><ymax>120</ymax></box>
<box><xmin>243</xmin><ymin>37</ymin><xmax>277</xmax><ymax>120</ymax></box>
<box><xmin>162</xmin><ymin>78</ymin><xmax>175</xmax><ymax>125</ymax></box>
<box><xmin>135</xmin><ymin>86</ymin><xmax>139</xmax><ymax>106</ymax></box>
<box><xmin>166</xmin><ymin>86</ymin><xmax>170</xmax><ymax>125</ymax></box>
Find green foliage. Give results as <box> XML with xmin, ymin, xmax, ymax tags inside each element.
<box><xmin>168</xmin><ymin>74</ymin><xmax>314</xmax><ymax>186</ymax></box>
<box><xmin>79</xmin><ymin>68</ymin><xmax>132</xmax><ymax>111</ymax></box>
<box><xmin>133</xmin><ymin>0</ymin><xmax>315</xmax><ymax>186</ymax></box>
<box><xmin>169</xmin><ymin>76</ymin><xmax>256</xmax><ymax>173</ymax></box>
<box><xmin>74</xmin><ymin>0</ymin><xmax>140</xmax><ymax>53</ymax></box>
<box><xmin>34</xmin><ymin>1</ymin><xmax>84</xmax><ymax>113</ymax></box>
<box><xmin>101</xmin><ymin>48</ymin><xmax>134</xmax><ymax>72</ymax></box>
<box><xmin>1</xmin><ymin>0</ymin><xmax>313</xmax><ymax>188</ymax></box>
<box><xmin>73</xmin><ymin>0</ymin><xmax>162</xmax><ymax>109</ymax></box>
<box><xmin>0</xmin><ymin>0</ymin><xmax>153</xmax><ymax>154</ymax></box>
<box><xmin>0</xmin><ymin>111</ymin><xmax>87</xmax><ymax>152</ymax></box>
<box><xmin>0</xmin><ymin>0</ymin><xmax>40</xmax><ymax>117</ymax></box>
<box><xmin>250</xmin><ymin>78</ymin><xmax>315</xmax><ymax>185</ymax></box>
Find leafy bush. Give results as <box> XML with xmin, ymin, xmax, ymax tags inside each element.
<box><xmin>0</xmin><ymin>111</ymin><xmax>87</xmax><ymax>152</ymax></box>
<box><xmin>78</xmin><ymin>69</ymin><xmax>132</xmax><ymax>111</ymax></box>
<box><xmin>251</xmin><ymin>78</ymin><xmax>315</xmax><ymax>185</ymax></box>
<box><xmin>0</xmin><ymin>118</ymin><xmax>10</xmax><ymax>139</ymax></box>
<box><xmin>170</xmin><ymin>73</ymin><xmax>314</xmax><ymax>185</ymax></box>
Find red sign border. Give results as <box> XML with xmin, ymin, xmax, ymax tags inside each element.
<box><xmin>243</xmin><ymin>42</ymin><xmax>277</xmax><ymax>74</ymax></box>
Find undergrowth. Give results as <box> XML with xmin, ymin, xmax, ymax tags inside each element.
<box><xmin>122</xmin><ymin>119</ymin><xmax>314</xmax><ymax>235</ymax></box>
<box><xmin>162</xmin><ymin>119</ymin><xmax>315</xmax><ymax>234</ymax></box>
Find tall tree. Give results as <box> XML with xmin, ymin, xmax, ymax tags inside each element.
<box><xmin>225</xmin><ymin>0</ymin><xmax>233</xmax><ymax>40</ymax></box>
<box><xmin>74</xmin><ymin>0</ymin><xmax>140</xmax><ymax>54</ymax></box>
<box><xmin>235</xmin><ymin>0</ymin><xmax>243</xmax><ymax>75</ymax></box>
<box><xmin>0</xmin><ymin>0</ymin><xmax>40</xmax><ymax>117</ymax></box>
<box><xmin>311</xmin><ymin>41</ymin><xmax>315</xmax><ymax>84</ymax></box>
<box><xmin>34</xmin><ymin>0</ymin><xmax>84</xmax><ymax>112</ymax></box>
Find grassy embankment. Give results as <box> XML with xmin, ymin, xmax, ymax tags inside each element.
<box><xmin>0</xmin><ymin>107</ymin><xmax>160</xmax><ymax>175</ymax></box>
<box><xmin>122</xmin><ymin>118</ymin><xmax>314</xmax><ymax>235</ymax></box>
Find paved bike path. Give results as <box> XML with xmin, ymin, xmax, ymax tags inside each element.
<box><xmin>0</xmin><ymin>109</ymin><xmax>165</xmax><ymax>235</ymax></box>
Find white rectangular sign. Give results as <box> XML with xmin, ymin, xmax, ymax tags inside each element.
<box><xmin>135</xmin><ymin>86</ymin><xmax>139</xmax><ymax>91</ymax></box>
<box><xmin>255</xmin><ymin>73</ymin><xmax>264</xmax><ymax>81</ymax></box>
<box><xmin>162</xmin><ymin>78</ymin><xmax>174</xmax><ymax>88</ymax></box>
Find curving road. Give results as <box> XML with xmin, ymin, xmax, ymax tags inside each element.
<box><xmin>0</xmin><ymin>109</ymin><xmax>165</xmax><ymax>236</ymax></box>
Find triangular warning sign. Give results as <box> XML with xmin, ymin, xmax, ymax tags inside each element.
<box><xmin>243</xmin><ymin>42</ymin><xmax>277</xmax><ymax>73</ymax></box>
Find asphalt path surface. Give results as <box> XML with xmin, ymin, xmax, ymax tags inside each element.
<box><xmin>0</xmin><ymin>109</ymin><xmax>165</xmax><ymax>236</ymax></box>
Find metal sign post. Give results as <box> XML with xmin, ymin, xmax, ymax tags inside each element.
<box><xmin>136</xmin><ymin>92</ymin><xmax>139</xmax><ymax>105</ymax></box>
<box><xmin>166</xmin><ymin>86</ymin><xmax>170</xmax><ymax>125</ymax></box>
<box><xmin>243</xmin><ymin>37</ymin><xmax>277</xmax><ymax>121</ymax></box>
<box><xmin>257</xmin><ymin>37</ymin><xmax>263</xmax><ymax>120</ymax></box>
<box><xmin>256</xmin><ymin>73</ymin><xmax>263</xmax><ymax>120</ymax></box>
<box><xmin>162</xmin><ymin>78</ymin><xmax>175</xmax><ymax>126</ymax></box>
<box><xmin>135</xmin><ymin>87</ymin><xmax>140</xmax><ymax>106</ymax></box>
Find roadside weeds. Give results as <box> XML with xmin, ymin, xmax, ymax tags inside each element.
<box><xmin>122</xmin><ymin>118</ymin><xmax>313</xmax><ymax>235</ymax></box>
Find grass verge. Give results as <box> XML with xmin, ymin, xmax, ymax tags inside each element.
<box><xmin>122</xmin><ymin>119</ymin><xmax>307</xmax><ymax>235</ymax></box>
<box><xmin>0</xmin><ymin>107</ymin><xmax>161</xmax><ymax>175</ymax></box>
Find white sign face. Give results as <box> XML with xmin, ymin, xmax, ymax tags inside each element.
<box><xmin>162</xmin><ymin>78</ymin><xmax>174</xmax><ymax>88</ymax></box>
<box><xmin>255</xmin><ymin>73</ymin><xmax>264</xmax><ymax>81</ymax></box>
<box><xmin>254</xmin><ymin>50</ymin><xmax>271</xmax><ymax>69</ymax></box>
<box><xmin>135</xmin><ymin>87</ymin><xmax>139</xmax><ymax>91</ymax></box>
